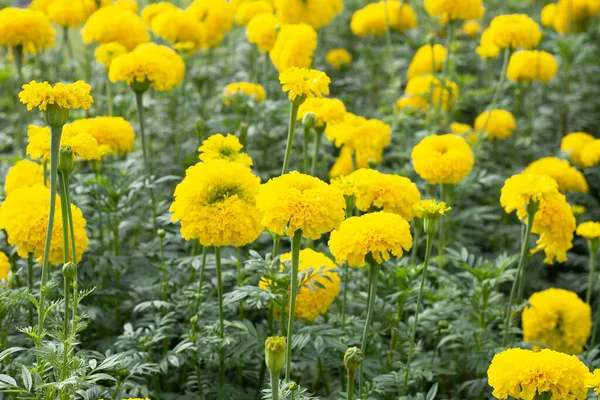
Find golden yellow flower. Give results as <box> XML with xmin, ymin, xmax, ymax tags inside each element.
<box><xmin>329</xmin><ymin>211</ymin><xmax>412</xmax><ymax>267</ymax></box>
<box><xmin>186</xmin><ymin>0</ymin><xmax>235</xmax><ymax>49</ymax></box>
<box><xmin>404</xmin><ymin>74</ymin><xmax>459</xmax><ymax>112</ymax></box>
<box><xmin>483</xmin><ymin>14</ymin><xmax>541</xmax><ymax>50</ymax></box>
<box><xmin>487</xmin><ymin>348</ymin><xmax>589</xmax><ymax>400</ymax></box>
<box><xmin>0</xmin><ymin>7</ymin><xmax>55</xmax><ymax>51</ymax></box>
<box><xmin>297</xmin><ymin>98</ymin><xmax>346</xmax><ymax>127</ymax></box>
<box><xmin>223</xmin><ymin>82</ymin><xmax>266</xmax><ymax>105</ymax></box>
<box><xmin>541</xmin><ymin>3</ymin><xmax>557</xmax><ymax>28</ymax></box>
<box><xmin>19</xmin><ymin>80</ymin><xmax>93</xmax><ymax>112</ymax></box>
<box><xmin>81</xmin><ymin>5</ymin><xmax>150</xmax><ymax>51</ymax></box>
<box><xmin>461</xmin><ymin>20</ymin><xmax>481</xmax><ymax>38</ymax></box>
<box><xmin>69</xmin><ymin>117</ymin><xmax>135</xmax><ymax>157</ymax></box>
<box><xmin>522</xmin><ymin>288</ymin><xmax>591</xmax><ymax>355</ymax></box>
<box><xmin>255</xmin><ymin>171</ymin><xmax>345</xmax><ymax>240</ymax></box>
<box><xmin>274</xmin><ymin>0</ymin><xmax>342</xmax><ymax>29</ymax></box>
<box><xmin>580</xmin><ymin>139</ymin><xmax>600</xmax><ymax>168</ymax></box>
<box><xmin>500</xmin><ymin>173</ymin><xmax>559</xmax><ymax>219</ymax></box>
<box><xmin>170</xmin><ymin>159</ymin><xmax>263</xmax><ymax>246</ymax></box>
<box><xmin>450</xmin><ymin>122</ymin><xmax>477</xmax><ymax>144</ymax></box>
<box><xmin>246</xmin><ymin>12</ymin><xmax>278</xmax><ymax>53</ymax></box>
<box><xmin>587</xmin><ymin>370</ymin><xmax>600</xmax><ymax>395</ymax></box>
<box><xmin>141</xmin><ymin>2</ymin><xmax>179</xmax><ymax>25</ymax></box>
<box><xmin>550</xmin><ymin>0</ymin><xmax>600</xmax><ymax>34</ymax></box>
<box><xmin>506</xmin><ymin>50</ymin><xmax>558</xmax><ymax>83</ymax></box>
<box><xmin>577</xmin><ymin>221</ymin><xmax>600</xmax><ymax>240</ymax></box>
<box><xmin>0</xmin><ymin>184</ymin><xmax>89</xmax><ymax>264</ymax></box>
<box><xmin>325</xmin><ymin>48</ymin><xmax>352</xmax><ymax>70</ymax></box>
<box><xmin>524</xmin><ymin>157</ymin><xmax>588</xmax><ymax>193</ymax></box>
<box><xmin>0</xmin><ymin>252</ymin><xmax>9</xmax><ymax>282</ymax></box>
<box><xmin>198</xmin><ymin>133</ymin><xmax>253</xmax><ymax>167</ymax></box>
<box><xmin>413</xmin><ymin>199</ymin><xmax>451</xmax><ymax>219</ymax></box>
<box><xmin>279</xmin><ymin>67</ymin><xmax>330</xmax><ymax>101</ymax></box>
<box><xmin>411</xmin><ymin>134</ymin><xmax>474</xmax><ymax>184</ymax></box>
<box><xmin>350</xmin><ymin>1</ymin><xmax>417</xmax><ymax>36</ymax></box>
<box><xmin>406</xmin><ymin>44</ymin><xmax>447</xmax><ymax>80</ymax></box>
<box><xmin>150</xmin><ymin>9</ymin><xmax>206</xmax><ymax>53</ymax></box>
<box><xmin>42</xmin><ymin>0</ymin><xmax>95</xmax><ymax>27</ymax></box>
<box><xmin>27</xmin><ymin>124</ymin><xmax>99</xmax><ymax>161</ymax></box>
<box><xmin>474</xmin><ymin>109</ymin><xmax>516</xmax><ymax>140</ymax></box>
<box><xmin>4</xmin><ymin>159</ymin><xmax>44</xmax><ymax>195</ymax></box>
<box><xmin>270</xmin><ymin>23</ymin><xmax>317</xmax><ymax>72</ymax></box>
<box><xmin>394</xmin><ymin>96</ymin><xmax>428</xmax><ymax>114</ymax></box>
<box><xmin>112</xmin><ymin>0</ymin><xmax>138</xmax><ymax>13</ymax></box>
<box><xmin>235</xmin><ymin>0</ymin><xmax>273</xmax><ymax>25</ymax></box>
<box><xmin>571</xmin><ymin>204</ymin><xmax>586</xmax><ymax>218</ymax></box>
<box><xmin>424</xmin><ymin>0</ymin><xmax>484</xmax><ymax>21</ymax></box>
<box><xmin>94</xmin><ymin>42</ymin><xmax>128</xmax><ymax>69</ymax></box>
<box><xmin>560</xmin><ymin>132</ymin><xmax>595</xmax><ymax>166</ymax></box>
<box><xmin>329</xmin><ymin>147</ymin><xmax>356</xmax><ymax>178</ymax></box>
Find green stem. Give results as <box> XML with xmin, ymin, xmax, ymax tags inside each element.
<box><xmin>347</xmin><ymin>370</ymin><xmax>355</xmax><ymax>400</ymax></box>
<box><xmin>410</xmin><ymin>222</ymin><xmax>420</xmax><ymax>266</ymax></box>
<box><xmin>270</xmin><ymin>370</ymin><xmax>279</xmax><ymax>400</ymax></box>
<box><xmin>383</xmin><ymin>0</ymin><xmax>394</xmax><ymax>81</ymax></box>
<box><xmin>341</xmin><ymin>263</ymin><xmax>349</xmax><ymax>328</ymax></box>
<box><xmin>193</xmin><ymin>246</ymin><xmax>208</xmax><ymax>316</ymax></box>
<box><xmin>402</xmin><ymin>232</ymin><xmax>434</xmax><ymax>395</ymax></box>
<box><xmin>303</xmin><ymin>126</ymin><xmax>310</xmax><ymax>174</ymax></box>
<box><xmin>587</xmin><ymin>242</ymin><xmax>598</xmax><ymax>304</ymax></box>
<box><xmin>106</xmin><ymin>73</ymin><xmax>113</xmax><ymax>117</ymax></box>
<box><xmin>215</xmin><ymin>246</ymin><xmax>225</xmax><ymax>398</ymax></box>
<box><xmin>281</xmin><ymin>102</ymin><xmax>300</xmax><ymax>175</ymax></box>
<box><xmin>62</xmin><ymin>175</ymin><xmax>78</xmax><ymax>333</ymax></box>
<box><xmin>358</xmin><ymin>261</ymin><xmax>380</xmax><ymax>394</ymax></box>
<box><xmin>27</xmin><ymin>254</ymin><xmax>34</xmax><ymax>327</ymax></box>
<box><xmin>284</xmin><ymin>230</ymin><xmax>303</xmax><ymax>382</ymax></box>
<box><xmin>310</xmin><ymin>127</ymin><xmax>324</xmax><ymax>177</ymax></box>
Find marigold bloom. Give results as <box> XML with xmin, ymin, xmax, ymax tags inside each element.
<box><xmin>406</xmin><ymin>44</ymin><xmax>447</xmax><ymax>80</ymax></box>
<box><xmin>5</xmin><ymin>159</ymin><xmax>44</xmax><ymax>195</ymax></box>
<box><xmin>297</xmin><ymin>98</ymin><xmax>346</xmax><ymax>127</ymax></box>
<box><xmin>246</xmin><ymin>13</ymin><xmax>278</xmax><ymax>53</ymax></box>
<box><xmin>487</xmin><ymin>348</ymin><xmax>589</xmax><ymax>400</ymax></box>
<box><xmin>404</xmin><ymin>74</ymin><xmax>459</xmax><ymax>112</ymax></box>
<box><xmin>186</xmin><ymin>0</ymin><xmax>235</xmax><ymax>49</ymax></box>
<box><xmin>235</xmin><ymin>0</ymin><xmax>273</xmax><ymax>25</ymax></box>
<box><xmin>474</xmin><ymin>109</ymin><xmax>515</xmax><ymax>140</ymax></box>
<box><xmin>19</xmin><ymin>80</ymin><xmax>93</xmax><ymax>112</ymax></box>
<box><xmin>484</xmin><ymin>14</ymin><xmax>541</xmax><ymax>50</ymax></box>
<box><xmin>394</xmin><ymin>96</ymin><xmax>428</xmax><ymax>113</ymax></box>
<box><xmin>325</xmin><ymin>48</ymin><xmax>352</xmax><ymax>70</ymax></box>
<box><xmin>450</xmin><ymin>122</ymin><xmax>476</xmax><ymax>144</ymax></box>
<box><xmin>69</xmin><ymin>117</ymin><xmax>135</xmax><ymax>157</ymax></box>
<box><xmin>256</xmin><ymin>171</ymin><xmax>345</xmax><ymax>240</ymax></box>
<box><xmin>38</xmin><ymin>0</ymin><xmax>95</xmax><ymax>27</ymax></box>
<box><xmin>413</xmin><ymin>200</ymin><xmax>452</xmax><ymax>219</ymax></box>
<box><xmin>223</xmin><ymin>82</ymin><xmax>266</xmax><ymax>105</ymax></box>
<box><xmin>561</xmin><ymin>132</ymin><xmax>595</xmax><ymax>166</ymax></box>
<box><xmin>350</xmin><ymin>1</ymin><xmax>417</xmax><ymax>36</ymax></box>
<box><xmin>500</xmin><ymin>173</ymin><xmax>558</xmax><ymax>219</ymax></box>
<box><xmin>274</xmin><ymin>0</ymin><xmax>342</xmax><ymax>29</ymax></box>
<box><xmin>329</xmin><ymin>212</ymin><xmax>412</xmax><ymax>267</ymax></box>
<box><xmin>329</xmin><ymin>147</ymin><xmax>357</xmax><ymax>178</ymax></box>
<box><xmin>522</xmin><ymin>288</ymin><xmax>591</xmax><ymax>355</ymax></box>
<box><xmin>27</xmin><ymin>124</ymin><xmax>99</xmax><ymax>161</ymax></box>
<box><xmin>198</xmin><ymin>133</ymin><xmax>253</xmax><ymax>167</ymax></box>
<box><xmin>506</xmin><ymin>50</ymin><xmax>558</xmax><ymax>83</ymax></box>
<box><xmin>81</xmin><ymin>6</ymin><xmax>150</xmax><ymax>51</ymax></box>
<box><xmin>580</xmin><ymin>139</ymin><xmax>600</xmax><ymax>168</ymax></box>
<box><xmin>541</xmin><ymin>3</ymin><xmax>557</xmax><ymax>27</ymax></box>
<box><xmin>170</xmin><ymin>159</ymin><xmax>263</xmax><ymax>246</ymax></box>
<box><xmin>550</xmin><ymin>0</ymin><xmax>600</xmax><ymax>33</ymax></box>
<box><xmin>0</xmin><ymin>7</ymin><xmax>55</xmax><ymax>51</ymax></box>
<box><xmin>411</xmin><ymin>134</ymin><xmax>474</xmax><ymax>185</ymax></box>
<box><xmin>586</xmin><ymin>370</ymin><xmax>600</xmax><ymax>396</ymax></box>
<box><xmin>424</xmin><ymin>0</ymin><xmax>484</xmax><ymax>21</ymax></box>
<box><xmin>0</xmin><ymin>252</ymin><xmax>9</xmax><ymax>282</ymax></box>
<box><xmin>279</xmin><ymin>67</ymin><xmax>330</xmax><ymax>101</ymax></box>
<box><xmin>150</xmin><ymin>9</ymin><xmax>206</xmax><ymax>53</ymax></box>
<box><xmin>270</xmin><ymin>23</ymin><xmax>317</xmax><ymax>72</ymax></box>
<box><xmin>94</xmin><ymin>42</ymin><xmax>128</xmax><ymax>69</ymax></box>
<box><xmin>476</xmin><ymin>29</ymin><xmax>500</xmax><ymax>60</ymax></box>
<box><xmin>0</xmin><ymin>184</ymin><xmax>88</xmax><ymax>264</ymax></box>
<box><xmin>524</xmin><ymin>157</ymin><xmax>588</xmax><ymax>193</ymax></box>
<box><xmin>577</xmin><ymin>222</ymin><xmax>600</xmax><ymax>240</ymax></box>
<box><xmin>461</xmin><ymin>20</ymin><xmax>481</xmax><ymax>38</ymax></box>
<box><xmin>141</xmin><ymin>2</ymin><xmax>179</xmax><ymax>25</ymax></box>
<box><xmin>260</xmin><ymin>249</ymin><xmax>340</xmax><ymax>321</ymax></box>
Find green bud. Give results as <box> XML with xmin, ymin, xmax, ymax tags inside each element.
<box><xmin>265</xmin><ymin>336</ymin><xmax>286</xmax><ymax>374</ymax></box>
<box><xmin>157</xmin><ymin>229</ymin><xmax>166</xmax><ymax>239</ymax></box>
<box><xmin>62</xmin><ymin>262</ymin><xmax>77</xmax><ymax>279</ymax></box>
<box><xmin>288</xmin><ymin>382</ymin><xmax>298</xmax><ymax>392</ymax></box>
<box><xmin>44</xmin><ymin>104</ymin><xmax>69</xmax><ymax>128</ymax></box>
<box><xmin>130</xmin><ymin>80</ymin><xmax>150</xmax><ymax>93</ymax></box>
<box><xmin>190</xmin><ymin>315</ymin><xmax>198</xmax><ymax>324</ymax></box>
<box><xmin>58</xmin><ymin>145</ymin><xmax>75</xmax><ymax>173</ymax></box>
<box><xmin>302</xmin><ymin>112</ymin><xmax>317</xmax><ymax>130</ymax></box>
<box><xmin>344</xmin><ymin>347</ymin><xmax>363</xmax><ymax>373</ymax></box>
<box><xmin>438</xmin><ymin>320</ymin><xmax>449</xmax><ymax>330</ymax></box>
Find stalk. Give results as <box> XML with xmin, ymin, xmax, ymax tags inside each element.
<box><xmin>587</xmin><ymin>241</ymin><xmax>598</xmax><ymax>304</ymax></box>
<box><xmin>215</xmin><ymin>246</ymin><xmax>225</xmax><ymax>398</ymax></box>
<box><xmin>62</xmin><ymin>174</ymin><xmax>78</xmax><ymax>333</ymax></box>
<box><xmin>358</xmin><ymin>261</ymin><xmax>380</xmax><ymax>393</ymax></box>
<box><xmin>383</xmin><ymin>0</ymin><xmax>394</xmax><ymax>81</ymax></box>
<box><xmin>303</xmin><ymin>126</ymin><xmax>311</xmax><ymax>174</ymax></box>
<box><xmin>310</xmin><ymin>127</ymin><xmax>324</xmax><ymax>177</ymax></box>
<box><xmin>270</xmin><ymin>370</ymin><xmax>279</xmax><ymax>400</ymax></box>
<box><xmin>347</xmin><ymin>368</ymin><xmax>355</xmax><ymax>400</ymax></box>
<box><xmin>284</xmin><ymin>230</ymin><xmax>303</xmax><ymax>381</ymax></box>
<box><xmin>281</xmin><ymin>102</ymin><xmax>301</xmax><ymax>175</ymax></box>
<box><xmin>106</xmin><ymin>73</ymin><xmax>113</xmax><ymax>117</ymax></box>
<box><xmin>27</xmin><ymin>254</ymin><xmax>34</xmax><ymax>326</ymax></box>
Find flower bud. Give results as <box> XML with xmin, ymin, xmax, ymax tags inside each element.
<box><xmin>344</xmin><ymin>347</ymin><xmax>363</xmax><ymax>374</ymax></box>
<box><xmin>288</xmin><ymin>382</ymin><xmax>298</xmax><ymax>392</ymax></box>
<box><xmin>302</xmin><ymin>113</ymin><xmax>317</xmax><ymax>130</ymax></box>
<box><xmin>265</xmin><ymin>336</ymin><xmax>286</xmax><ymax>375</ymax></box>
<box><xmin>62</xmin><ymin>262</ymin><xmax>77</xmax><ymax>279</ymax></box>
<box><xmin>190</xmin><ymin>315</ymin><xmax>198</xmax><ymax>324</ymax></box>
<box><xmin>44</xmin><ymin>104</ymin><xmax>69</xmax><ymax>128</ymax></box>
<box><xmin>58</xmin><ymin>145</ymin><xmax>75</xmax><ymax>173</ymax></box>
<box><xmin>157</xmin><ymin>229</ymin><xmax>166</xmax><ymax>239</ymax></box>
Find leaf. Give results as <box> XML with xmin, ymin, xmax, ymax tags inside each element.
<box><xmin>0</xmin><ymin>347</ymin><xmax>25</xmax><ymax>363</ymax></box>
<box><xmin>426</xmin><ymin>383</ymin><xmax>438</xmax><ymax>400</ymax></box>
<box><xmin>0</xmin><ymin>374</ymin><xmax>17</xmax><ymax>387</ymax></box>
<box><xmin>88</xmin><ymin>359</ymin><xmax>97</xmax><ymax>370</ymax></box>
<box><xmin>20</xmin><ymin>366</ymin><xmax>31</xmax><ymax>392</ymax></box>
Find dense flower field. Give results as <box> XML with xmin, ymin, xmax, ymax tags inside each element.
<box><xmin>0</xmin><ymin>0</ymin><xmax>599</xmax><ymax>399</ymax></box>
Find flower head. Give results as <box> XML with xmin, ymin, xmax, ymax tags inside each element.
<box><xmin>500</xmin><ymin>173</ymin><xmax>558</xmax><ymax>218</ymax></box>
<box><xmin>586</xmin><ymin>369</ymin><xmax>600</xmax><ymax>395</ymax></box>
<box><xmin>350</xmin><ymin>1</ymin><xmax>417</xmax><ymax>36</ymax></box>
<box><xmin>42</xmin><ymin>0</ymin><xmax>95</xmax><ymax>27</ymax></box>
<box><xmin>424</xmin><ymin>0</ymin><xmax>484</xmax><ymax>21</ymax></box>
<box><xmin>279</xmin><ymin>67</ymin><xmax>330</xmax><ymax>101</ymax></box>
<box><xmin>413</xmin><ymin>200</ymin><xmax>452</xmax><ymax>219</ymax></box>
<box><xmin>235</xmin><ymin>1</ymin><xmax>273</xmax><ymax>25</ymax></box>
<box><xmin>576</xmin><ymin>221</ymin><xmax>600</xmax><ymax>240</ymax></box>
<box><xmin>580</xmin><ymin>139</ymin><xmax>600</xmax><ymax>168</ymax></box>
<box><xmin>560</xmin><ymin>132</ymin><xmax>595</xmax><ymax>166</ymax></box>
<box><xmin>461</xmin><ymin>20</ymin><xmax>481</xmax><ymax>38</ymax></box>
<box><xmin>246</xmin><ymin>13</ymin><xmax>278</xmax><ymax>53</ymax></box>
<box><xmin>69</xmin><ymin>117</ymin><xmax>135</xmax><ymax>157</ymax></box>
<box><xmin>5</xmin><ymin>159</ymin><xmax>44</xmax><ymax>195</ymax></box>
<box><xmin>522</xmin><ymin>288</ymin><xmax>591</xmax><ymax>355</ymax></box>
<box><xmin>524</xmin><ymin>157</ymin><xmax>588</xmax><ymax>193</ymax></box>
<box><xmin>270</xmin><ymin>23</ymin><xmax>318</xmax><ymax>72</ymax></box>
<box><xmin>19</xmin><ymin>80</ymin><xmax>93</xmax><ymax>111</ymax></box>
<box><xmin>81</xmin><ymin>6</ymin><xmax>150</xmax><ymax>51</ymax></box>
<box><xmin>546</xmin><ymin>0</ymin><xmax>600</xmax><ymax>33</ymax></box>
<box><xmin>256</xmin><ymin>171</ymin><xmax>345</xmax><ymax>240</ymax></box>
<box><xmin>274</xmin><ymin>0</ymin><xmax>342</xmax><ymax>29</ymax></box>
<box><xmin>329</xmin><ymin>211</ymin><xmax>412</xmax><ymax>267</ymax></box>
<box><xmin>507</xmin><ymin>50</ymin><xmax>558</xmax><ymax>83</ymax></box>
<box><xmin>150</xmin><ymin>9</ymin><xmax>206</xmax><ymax>53</ymax></box>
<box><xmin>483</xmin><ymin>14</ymin><xmax>541</xmax><ymax>50</ymax></box>
<box><xmin>0</xmin><ymin>7</ymin><xmax>55</xmax><ymax>50</ymax></box>
<box><xmin>474</xmin><ymin>109</ymin><xmax>516</xmax><ymax>140</ymax></box>
<box><xmin>170</xmin><ymin>159</ymin><xmax>263</xmax><ymax>246</ymax></box>
<box><xmin>27</xmin><ymin>124</ymin><xmax>99</xmax><ymax>162</ymax></box>
<box><xmin>297</xmin><ymin>98</ymin><xmax>346</xmax><ymax>128</ymax></box>
<box><xmin>325</xmin><ymin>48</ymin><xmax>352</xmax><ymax>70</ymax></box>
<box><xmin>404</xmin><ymin>74</ymin><xmax>459</xmax><ymax>112</ymax></box>
<box><xmin>94</xmin><ymin>42</ymin><xmax>128</xmax><ymax>69</ymax></box>
<box><xmin>198</xmin><ymin>133</ymin><xmax>253</xmax><ymax>167</ymax></box>
<box><xmin>223</xmin><ymin>82</ymin><xmax>266</xmax><ymax>105</ymax></box>
<box><xmin>0</xmin><ymin>252</ymin><xmax>9</xmax><ymax>282</ymax></box>
<box><xmin>186</xmin><ymin>0</ymin><xmax>235</xmax><ymax>49</ymax></box>
<box><xmin>411</xmin><ymin>134</ymin><xmax>474</xmax><ymax>184</ymax></box>
<box><xmin>407</xmin><ymin>44</ymin><xmax>447</xmax><ymax>80</ymax></box>
<box><xmin>141</xmin><ymin>2</ymin><xmax>179</xmax><ymax>25</ymax></box>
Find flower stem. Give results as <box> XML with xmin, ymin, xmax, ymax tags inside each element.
<box><xmin>193</xmin><ymin>246</ymin><xmax>208</xmax><ymax>317</ymax></box>
<box><xmin>270</xmin><ymin>370</ymin><xmax>279</xmax><ymax>400</ymax></box>
<box><xmin>281</xmin><ymin>102</ymin><xmax>300</xmax><ymax>175</ymax></box>
<box><xmin>106</xmin><ymin>73</ymin><xmax>113</xmax><ymax>117</ymax></box>
<box><xmin>347</xmin><ymin>369</ymin><xmax>355</xmax><ymax>400</ymax></box>
<box><xmin>61</xmin><ymin>173</ymin><xmax>78</xmax><ymax>333</ymax></box>
<box><xmin>358</xmin><ymin>261</ymin><xmax>380</xmax><ymax>394</ymax></box>
<box><xmin>303</xmin><ymin>126</ymin><xmax>311</xmax><ymax>174</ymax></box>
<box><xmin>284</xmin><ymin>230</ymin><xmax>302</xmax><ymax>382</ymax></box>
<box><xmin>341</xmin><ymin>263</ymin><xmax>349</xmax><ymax>328</ymax></box>
<box><xmin>27</xmin><ymin>254</ymin><xmax>34</xmax><ymax>327</ymax></box>
<box><xmin>310</xmin><ymin>127</ymin><xmax>324</xmax><ymax>177</ymax></box>
<box><xmin>215</xmin><ymin>246</ymin><xmax>225</xmax><ymax>398</ymax></box>
<box><xmin>402</xmin><ymin>231</ymin><xmax>434</xmax><ymax>395</ymax></box>
<box><xmin>383</xmin><ymin>0</ymin><xmax>394</xmax><ymax>81</ymax></box>
<box><xmin>587</xmin><ymin>241</ymin><xmax>598</xmax><ymax>304</ymax></box>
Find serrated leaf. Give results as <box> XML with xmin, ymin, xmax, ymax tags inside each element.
<box><xmin>20</xmin><ymin>366</ymin><xmax>31</xmax><ymax>392</ymax></box>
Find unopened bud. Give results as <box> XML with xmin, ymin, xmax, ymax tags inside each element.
<box><xmin>302</xmin><ymin>113</ymin><xmax>317</xmax><ymax>130</ymax></box>
<box><xmin>190</xmin><ymin>315</ymin><xmax>198</xmax><ymax>324</ymax></box>
<box><xmin>58</xmin><ymin>145</ymin><xmax>75</xmax><ymax>173</ymax></box>
<box><xmin>265</xmin><ymin>336</ymin><xmax>286</xmax><ymax>374</ymax></box>
<box><xmin>62</xmin><ymin>262</ymin><xmax>77</xmax><ymax>279</ymax></box>
<box><xmin>157</xmin><ymin>229</ymin><xmax>166</xmax><ymax>239</ymax></box>
<box><xmin>288</xmin><ymin>382</ymin><xmax>298</xmax><ymax>392</ymax></box>
<box><xmin>44</xmin><ymin>104</ymin><xmax>69</xmax><ymax>128</ymax></box>
<box><xmin>344</xmin><ymin>347</ymin><xmax>363</xmax><ymax>374</ymax></box>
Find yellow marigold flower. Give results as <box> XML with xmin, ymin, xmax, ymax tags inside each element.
<box><xmin>474</xmin><ymin>109</ymin><xmax>516</xmax><ymax>140</ymax></box>
<box><xmin>329</xmin><ymin>147</ymin><xmax>356</xmax><ymax>178</ymax></box>
<box><xmin>561</xmin><ymin>132</ymin><xmax>595</xmax><ymax>167</ymax></box>
<box><xmin>81</xmin><ymin>6</ymin><xmax>150</xmax><ymax>51</ymax></box>
<box><xmin>150</xmin><ymin>9</ymin><xmax>206</xmax><ymax>53</ymax></box>
<box><xmin>279</xmin><ymin>67</ymin><xmax>330</xmax><ymax>101</ymax></box>
<box><xmin>449</xmin><ymin>122</ymin><xmax>476</xmax><ymax>144</ymax></box>
<box><xmin>577</xmin><ymin>221</ymin><xmax>600</xmax><ymax>240</ymax></box>
<box><xmin>0</xmin><ymin>184</ymin><xmax>88</xmax><ymax>264</ymax></box>
<box><xmin>329</xmin><ymin>211</ymin><xmax>412</xmax><ymax>267</ymax></box>
<box><xmin>170</xmin><ymin>159</ymin><xmax>263</xmax><ymax>246</ymax></box>
<box><xmin>541</xmin><ymin>3</ymin><xmax>557</xmax><ymax>27</ymax></box>
<box><xmin>69</xmin><ymin>117</ymin><xmax>135</xmax><ymax>157</ymax></box>
<box><xmin>571</xmin><ymin>204</ymin><xmax>586</xmax><ymax>217</ymax></box>
<box><xmin>223</xmin><ymin>82</ymin><xmax>266</xmax><ymax>105</ymax></box>
<box><xmin>112</xmin><ymin>0</ymin><xmax>138</xmax><ymax>13</ymax></box>
<box><xmin>336</xmin><ymin>168</ymin><xmax>420</xmax><ymax>221</ymax></box>
<box><xmin>500</xmin><ymin>173</ymin><xmax>559</xmax><ymax>219</ymax></box>
<box><xmin>411</xmin><ymin>134</ymin><xmax>474</xmax><ymax>185</ymax></box>
<box><xmin>5</xmin><ymin>159</ymin><xmax>44</xmax><ymax>195</ymax></box>
<box><xmin>109</xmin><ymin>43</ymin><xmax>184</xmax><ymax>91</ymax></box>
<box><xmin>260</xmin><ymin>249</ymin><xmax>340</xmax><ymax>321</ymax></box>
<box><xmin>141</xmin><ymin>2</ymin><xmax>179</xmax><ymax>25</ymax></box>
<box><xmin>325</xmin><ymin>48</ymin><xmax>352</xmax><ymax>70</ymax></box>
<box><xmin>43</xmin><ymin>0</ymin><xmax>94</xmax><ymax>27</ymax></box>
<box><xmin>487</xmin><ymin>348</ymin><xmax>589</xmax><ymax>400</ymax></box>
<box><xmin>255</xmin><ymin>171</ymin><xmax>345</xmax><ymax>240</ymax></box>
<box><xmin>413</xmin><ymin>199</ymin><xmax>451</xmax><ymax>219</ymax></box>
<box><xmin>522</xmin><ymin>288</ymin><xmax>591</xmax><ymax>355</ymax></box>
<box><xmin>27</xmin><ymin>124</ymin><xmax>99</xmax><ymax>161</ymax></box>
<box><xmin>475</xmin><ymin>35</ymin><xmax>500</xmax><ymax>60</ymax></box>
<box><xmin>0</xmin><ymin>252</ymin><xmax>9</xmax><ymax>282</ymax></box>
<box><xmin>274</xmin><ymin>0</ymin><xmax>342</xmax><ymax>29</ymax></box>
<box><xmin>394</xmin><ymin>96</ymin><xmax>428</xmax><ymax>114</ymax></box>
<box><xmin>350</xmin><ymin>1</ymin><xmax>417</xmax><ymax>36</ymax></box>
<box><xmin>186</xmin><ymin>0</ymin><xmax>235</xmax><ymax>49</ymax></box>
<box><xmin>461</xmin><ymin>20</ymin><xmax>481</xmax><ymax>38</ymax></box>
<box><xmin>587</xmin><ymin>370</ymin><xmax>600</xmax><ymax>395</ymax></box>
<box><xmin>198</xmin><ymin>133</ymin><xmax>253</xmax><ymax>167</ymax></box>
<box><xmin>19</xmin><ymin>80</ymin><xmax>93</xmax><ymax>112</ymax></box>
<box><xmin>506</xmin><ymin>50</ymin><xmax>558</xmax><ymax>83</ymax></box>
<box><xmin>485</xmin><ymin>14</ymin><xmax>541</xmax><ymax>50</ymax></box>
<box><xmin>0</xmin><ymin>7</ymin><xmax>55</xmax><ymax>51</ymax></box>
<box><xmin>551</xmin><ymin>0</ymin><xmax>600</xmax><ymax>34</ymax></box>
<box><xmin>297</xmin><ymin>98</ymin><xmax>346</xmax><ymax>127</ymax></box>
<box><xmin>524</xmin><ymin>157</ymin><xmax>588</xmax><ymax>193</ymax></box>
<box><xmin>246</xmin><ymin>13</ymin><xmax>278</xmax><ymax>53</ymax></box>
<box><xmin>424</xmin><ymin>0</ymin><xmax>484</xmax><ymax>21</ymax></box>
<box><xmin>235</xmin><ymin>0</ymin><xmax>273</xmax><ymax>25</ymax></box>
<box><xmin>270</xmin><ymin>23</ymin><xmax>317</xmax><ymax>72</ymax></box>
<box><xmin>406</xmin><ymin>44</ymin><xmax>447</xmax><ymax>80</ymax></box>
<box><xmin>94</xmin><ymin>42</ymin><xmax>128</xmax><ymax>69</ymax></box>
<box><xmin>404</xmin><ymin>74</ymin><xmax>459</xmax><ymax>112</ymax></box>
<box><xmin>580</xmin><ymin>139</ymin><xmax>600</xmax><ymax>168</ymax></box>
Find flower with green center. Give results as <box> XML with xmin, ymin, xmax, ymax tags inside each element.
<box><xmin>198</xmin><ymin>133</ymin><xmax>253</xmax><ymax>167</ymax></box>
